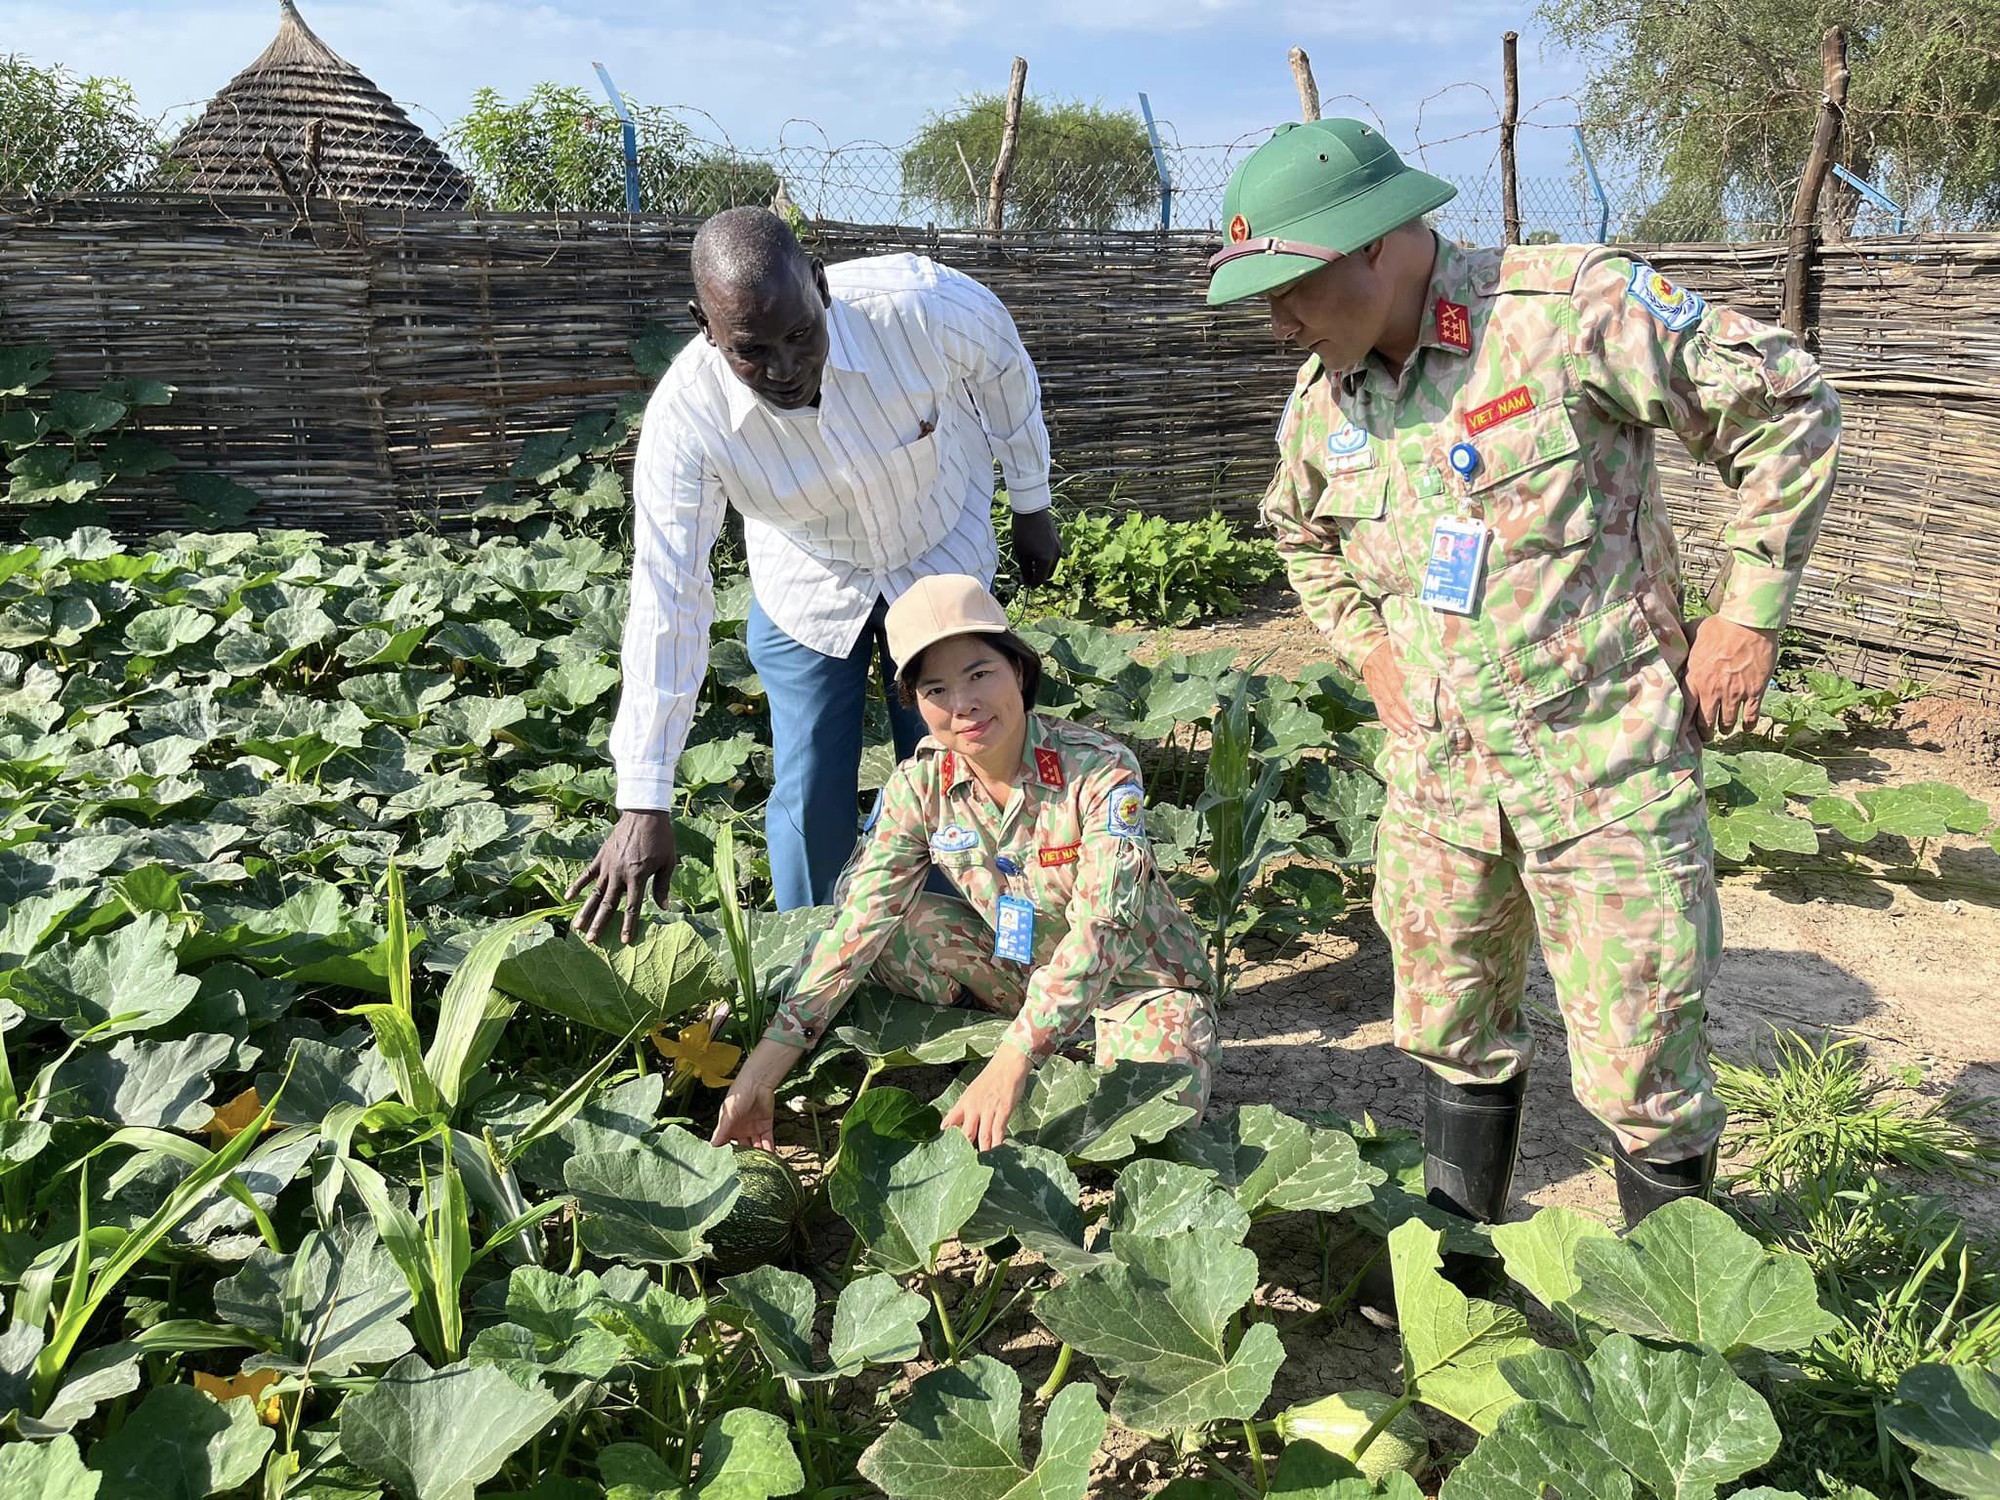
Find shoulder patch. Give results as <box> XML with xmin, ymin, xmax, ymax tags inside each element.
<box><xmin>1105</xmin><ymin>781</ymin><xmax>1145</xmax><ymax>840</ymax></box>
<box><xmin>1626</xmin><ymin>263</ymin><xmax>1706</xmax><ymax>332</ymax></box>
<box><xmin>929</xmin><ymin>824</ymin><xmax>979</xmax><ymax>855</ymax></box>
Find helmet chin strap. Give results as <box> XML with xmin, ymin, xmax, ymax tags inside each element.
<box><xmin>1206</xmin><ymin>238</ymin><xmax>1346</xmax><ymax>272</ymax></box>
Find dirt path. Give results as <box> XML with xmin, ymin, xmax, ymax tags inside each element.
<box><xmin>1162</xmin><ymin>592</ymin><xmax>2000</xmax><ymax>1231</ymax></box>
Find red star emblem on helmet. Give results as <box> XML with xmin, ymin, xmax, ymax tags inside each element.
<box><xmin>1228</xmin><ymin>214</ymin><xmax>1250</xmax><ymax>243</ymax></box>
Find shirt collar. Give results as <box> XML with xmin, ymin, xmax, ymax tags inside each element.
<box><xmin>719</xmin><ymin>295</ymin><xmax>868</xmax><ymax>432</ymax></box>
<box><xmin>1341</xmin><ymin>232</ymin><xmax>1476</xmax><ymax>396</ymax></box>
<box><xmin>937</xmin><ymin>715</ymin><xmax>1066</xmax><ymax>798</ymax></box>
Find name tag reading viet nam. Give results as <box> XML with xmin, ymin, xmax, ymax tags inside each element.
<box><xmin>993</xmin><ymin>895</ymin><xmax>1037</xmax><ymax>964</ymax></box>
<box><xmin>1419</xmin><ymin>516</ymin><xmax>1491</xmax><ymax>615</ymax></box>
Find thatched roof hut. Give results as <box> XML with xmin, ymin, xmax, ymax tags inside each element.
<box><xmin>158</xmin><ymin>0</ymin><xmax>471</xmax><ymax>209</ymax></box>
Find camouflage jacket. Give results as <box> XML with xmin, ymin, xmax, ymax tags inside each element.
<box><xmin>1264</xmin><ymin>236</ymin><xmax>1841</xmax><ymax>853</ymax></box>
<box><xmin>767</xmin><ymin>713</ymin><xmax>1211</xmax><ymax>1058</ymax></box>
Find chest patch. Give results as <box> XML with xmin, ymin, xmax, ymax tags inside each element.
<box><xmin>1039</xmin><ymin>842</ymin><xmax>1081</xmax><ymax>868</ymax></box>
<box><xmin>1324</xmin><ymin>418</ymin><xmax>1375</xmax><ymax>474</ymax></box>
<box><xmin>1464</xmin><ymin>385</ymin><xmax>1536</xmax><ymax>435</ymax></box>
<box><xmin>1626</xmin><ymin>265</ymin><xmax>1705</xmax><ymax>332</ymax></box>
<box><xmin>1106</xmin><ymin>782</ymin><xmax>1145</xmax><ymax>839</ymax></box>
<box><xmin>929</xmin><ymin>824</ymin><xmax>979</xmax><ymax>855</ymax></box>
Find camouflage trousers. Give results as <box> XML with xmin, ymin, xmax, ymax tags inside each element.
<box><xmin>1374</xmin><ymin>775</ymin><xmax>1725</xmax><ymax>1162</ymax></box>
<box><xmin>867</xmin><ymin>893</ymin><xmax>1218</xmax><ymax>1119</ymax></box>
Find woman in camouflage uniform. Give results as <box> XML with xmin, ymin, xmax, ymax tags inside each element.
<box><xmin>711</xmin><ymin>574</ymin><xmax>1217</xmax><ymax>1152</ymax></box>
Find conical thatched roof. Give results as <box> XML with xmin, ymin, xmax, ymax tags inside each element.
<box><xmin>158</xmin><ymin>0</ymin><xmax>470</xmax><ymax>209</ymax></box>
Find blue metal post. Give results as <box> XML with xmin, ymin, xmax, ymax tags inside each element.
<box><xmin>592</xmin><ymin>62</ymin><xmax>643</xmax><ymax>215</ymax></box>
<box><xmin>1138</xmin><ymin>92</ymin><xmax>1172</xmax><ymax>231</ymax></box>
<box><xmin>1573</xmin><ymin>125</ymin><xmax>1609</xmax><ymax>243</ymax></box>
<box><xmin>1831</xmin><ymin>163</ymin><xmax>1905</xmax><ymax>234</ymax></box>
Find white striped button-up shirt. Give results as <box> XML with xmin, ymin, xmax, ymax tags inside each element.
<box><xmin>610</xmin><ymin>253</ymin><xmax>1052</xmax><ymax>810</ymax></box>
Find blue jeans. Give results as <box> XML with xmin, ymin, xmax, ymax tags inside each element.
<box><xmin>747</xmin><ymin>595</ymin><xmax>927</xmax><ymax>911</ymax></box>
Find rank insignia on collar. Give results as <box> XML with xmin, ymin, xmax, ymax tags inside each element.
<box><xmin>1434</xmin><ymin>297</ymin><xmax>1471</xmax><ymax>353</ymax></box>
<box><xmin>940</xmin><ymin>751</ymin><xmax>958</xmax><ymax>787</ymax></box>
<box><xmin>1034</xmin><ymin>747</ymin><xmax>1065</xmax><ymax>790</ymax></box>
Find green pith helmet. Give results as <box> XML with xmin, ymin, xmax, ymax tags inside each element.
<box><xmin>1206</xmin><ymin>118</ymin><xmax>1457</xmax><ymax>306</ymax></box>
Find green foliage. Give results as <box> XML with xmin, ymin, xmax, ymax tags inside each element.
<box><xmin>1539</xmin><ymin>0</ymin><xmax>2000</xmax><ymax>237</ymax></box>
<box><xmin>0</xmin><ymin>56</ymin><xmax>160</xmax><ymax>195</ymax></box>
<box><xmin>0</xmin><ymin>344</ymin><xmax>259</xmax><ymax>534</ymax></box>
<box><xmin>1718</xmin><ymin>1032</ymin><xmax>2000</xmax><ymax>1189</ymax></box>
<box><xmin>448</xmin><ymin>83</ymin><xmax>780</xmax><ymax>215</ymax></box>
<box><xmin>901</xmin><ymin>93</ymin><xmax>1159</xmax><ymax>230</ymax></box>
<box><xmin>1010</xmin><ymin>506</ymin><xmax>1283</xmax><ymax>628</ymax></box>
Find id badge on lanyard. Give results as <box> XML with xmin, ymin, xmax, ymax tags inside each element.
<box><xmin>1421</xmin><ymin>440</ymin><xmax>1491</xmax><ymax>616</ymax></box>
<box><xmin>994</xmin><ymin>894</ymin><xmax>1036</xmax><ymax>964</ymax></box>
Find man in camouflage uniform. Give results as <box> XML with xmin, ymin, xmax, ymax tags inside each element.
<box><xmin>712</xmin><ymin>575</ymin><xmax>1217</xmax><ymax>1152</ymax></box>
<box><xmin>1207</xmin><ymin>120</ymin><xmax>1839</xmax><ymax>1227</ymax></box>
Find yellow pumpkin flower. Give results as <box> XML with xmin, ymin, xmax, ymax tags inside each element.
<box><xmin>194</xmin><ymin>1367</ymin><xmax>283</xmax><ymax>1425</ymax></box>
<box><xmin>649</xmin><ymin>1020</ymin><xmax>741</xmax><ymax>1089</ymax></box>
<box><xmin>204</xmin><ymin>1087</ymin><xmax>270</xmax><ymax>1147</ymax></box>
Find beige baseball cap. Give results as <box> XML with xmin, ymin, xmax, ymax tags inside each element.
<box><xmin>885</xmin><ymin>574</ymin><xmax>1010</xmax><ymax>672</ymax></box>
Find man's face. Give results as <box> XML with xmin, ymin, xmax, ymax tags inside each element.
<box><xmin>694</xmin><ymin>260</ymin><xmax>832</xmax><ymax>410</ymax></box>
<box><xmin>1263</xmin><ymin>244</ymin><xmax>1392</xmax><ymax>374</ymax></box>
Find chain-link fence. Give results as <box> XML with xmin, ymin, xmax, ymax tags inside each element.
<box><xmin>4</xmin><ymin>78</ymin><xmax>1997</xmax><ymax>242</ymax></box>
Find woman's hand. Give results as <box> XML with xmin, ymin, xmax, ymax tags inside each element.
<box><xmin>942</xmin><ymin>1045</ymin><xmax>1035</xmax><ymax>1153</ymax></box>
<box><xmin>710</xmin><ymin>1080</ymin><xmax>776</xmax><ymax>1150</ymax></box>
<box><xmin>709</xmin><ymin>1038</ymin><xmax>802</xmax><ymax>1150</ymax></box>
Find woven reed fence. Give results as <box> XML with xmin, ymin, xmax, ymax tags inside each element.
<box><xmin>0</xmin><ymin>198</ymin><xmax>1996</xmax><ymax>697</ymax></box>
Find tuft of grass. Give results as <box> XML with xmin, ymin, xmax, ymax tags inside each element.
<box><xmin>1720</xmin><ymin>1030</ymin><xmax>2000</xmax><ymax>1499</ymax></box>
<box><xmin>1716</xmin><ymin>1031</ymin><xmax>2000</xmax><ymax>1192</ymax></box>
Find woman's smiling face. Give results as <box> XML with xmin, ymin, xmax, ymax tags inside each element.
<box><xmin>911</xmin><ymin>634</ymin><xmax>1027</xmax><ymax>761</ymax></box>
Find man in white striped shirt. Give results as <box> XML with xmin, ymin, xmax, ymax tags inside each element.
<box><xmin>572</xmin><ymin>208</ymin><xmax>1059</xmax><ymax>937</ymax></box>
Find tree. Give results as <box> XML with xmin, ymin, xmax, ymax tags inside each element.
<box><xmin>901</xmin><ymin>94</ymin><xmax>1160</xmax><ymax>231</ymax></box>
<box><xmin>0</xmin><ymin>55</ymin><xmax>160</xmax><ymax>196</ymax></box>
<box><xmin>1539</xmin><ymin>0</ymin><xmax>2000</xmax><ymax>239</ymax></box>
<box><xmin>449</xmin><ymin>83</ymin><xmax>779</xmax><ymax>216</ymax></box>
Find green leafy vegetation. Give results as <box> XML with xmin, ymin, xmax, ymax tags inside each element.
<box><xmin>900</xmin><ymin>93</ymin><xmax>1160</xmax><ymax>230</ymax></box>
<box><xmin>0</xmin><ymin>334</ymin><xmax>1995</xmax><ymax>1491</ymax></box>
<box><xmin>448</xmin><ymin>83</ymin><xmax>779</xmax><ymax>216</ymax></box>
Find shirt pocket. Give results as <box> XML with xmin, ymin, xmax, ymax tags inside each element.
<box><xmin>1309</xmin><ymin>469</ymin><xmax>1408</xmax><ymax>595</ymax></box>
<box><xmin>845</xmin><ymin>422</ymin><xmax>941</xmax><ymax>512</ymax></box>
<box><xmin>1462</xmin><ymin>401</ymin><xmax>1592</xmax><ymax>571</ymax></box>
<box><xmin>1377</xmin><ymin>667</ymin><xmax>1456</xmax><ymax>819</ymax></box>
<box><xmin>1504</xmin><ymin>596</ymin><xmax>1693</xmax><ymax>785</ymax></box>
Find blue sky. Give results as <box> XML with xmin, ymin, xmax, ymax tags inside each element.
<box><xmin>1</xmin><ymin>1</ymin><xmax>1596</xmax><ymax>219</ymax></box>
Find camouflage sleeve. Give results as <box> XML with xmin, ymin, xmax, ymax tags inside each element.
<box><xmin>1262</xmin><ymin>376</ymin><xmax>1393</xmax><ymax>676</ymax></box>
<box><xmin>1572</xmin><ymin>251</ymin><xmax>1841</xmax><ymax>632</ymax></box>
<box><xmin>764</xmin><ymin>768</ymin><xmax>930</xmax><ymax>1049</ymax></box>
<box><xmin>1005</xmin><ymin>750</ymin><xmax>1155</xmax><ymax>1060</ymax></box>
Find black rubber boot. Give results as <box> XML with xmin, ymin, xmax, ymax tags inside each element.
<box><xmin>1423</xmin><ymin>1071</ymin><xmax>1528</xmax><ymax>1224</ymax></box>
<box><xmin>1611</xmin><ymin>1141</ymin><xmax>1716</xmax><ymax>1229</ymax></box>
<box><xmin>1420</xmin><ymin>1072</ymin><xmax>1527</xmax><ymax>1297</ymax></box>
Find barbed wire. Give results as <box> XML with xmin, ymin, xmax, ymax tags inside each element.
<box><xmin>4</xmin><ymin>86</ymin><xmax>1996</xmax><ymax>242</ymax></box>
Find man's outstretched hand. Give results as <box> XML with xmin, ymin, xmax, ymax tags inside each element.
<box><xmin>1682</xmin><ymin>614</ymin><xmax>1779</xmax><ymax>741</ymax></box>
<box><xmin>568</xmin><ymin>810</ymin><xmax>678</xmax><ymax>945</ymax></box>
<box><xmin>1010</xmin><ymin>508</ymin><xmax>1063</xmax><ymax>589</ymax></box>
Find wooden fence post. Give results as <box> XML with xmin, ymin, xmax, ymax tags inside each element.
<box><xmin>1782</xmin><ymin>26</ymin><xmax>1849</xmax><ymax>336</ymax></box>
<box><xmin>1500</xmin><ymin>32</ymin><xmax>1521</xmax><ymax>245</ymax></box>
<box><xmin>986</xmin><ymin>57</ymin><xmax>1028</xmax><ymax>238</ymax></box>
<box><xmin>1288</xmin><ymin>48</ymin><xmax>1321</xmax><ymax>122</ymax></box>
